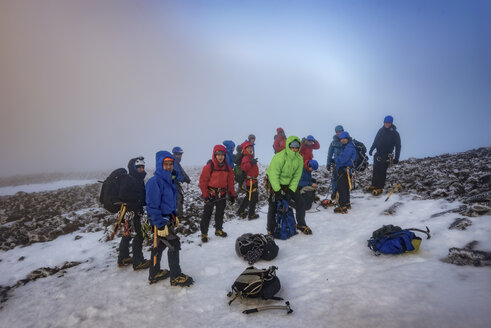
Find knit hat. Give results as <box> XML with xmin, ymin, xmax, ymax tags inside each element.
<box><xmin>172</xmin><ymin>147</ymin><xmax>183</xmax><ymax>154</ymax></box>
<box><xmin>306</xmin><ymin>135</ymin><xmax>315</xmax><ymax>141</ymax></box>
<box><xmin>248</xmin><ymin>134</ymin><xmax>256</xmax><ymax>140</ymax></box>
<box><xmin>308</xmin><ymin>160</ymin><xmax>319</xmax><ymax>170</ymax></box>
<box><xmin>335</xmin><ymin>125</ymin><xmax>344</xmax><ymax>133</ymax></box>
<box><xmin>289</xmin><ymin>140</ymin><xmax>301</xmax><ymax>148</ymax></box>
<box><xmin>384</xmin><ymin>115</ymin><xmax>393</xmax><ymax>123</ymax></box>
<box><xmin>339</xmin><ymin>131</ymin><xmax>350</xmax><ymax>139</ymax></box>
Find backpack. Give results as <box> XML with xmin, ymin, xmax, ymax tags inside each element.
<box><xmin>367</xmin><ymin>224</ymin><xmax>427</xmax><ymax>255</ymax></box>
<box><xmin>99</xmin><ymin>168</ymin><xmax>128</xmax><ymax>213</ymax></box>
<box><xmin>352</xmin><ymin>139</ymin><xmax>368</xmax><ymax>172</ymax></box>
<box><xmin>274</xmin><ymin>200</ymin><xmax>297</xmax><ymax>240</ymax></box>
<box><xmin>228</xmin><ymin>266</ymin><xmax>282</xmax><ymax>305</ymax></box>
<box><xmin>235</xmin><ymin>233</ymin><xmax>279</xmax><ymax>264</ymax></box>
<box><xmin>233</xmin><ymin>153</ymin><xmax>246</xmax><ymax>187</ymax></box>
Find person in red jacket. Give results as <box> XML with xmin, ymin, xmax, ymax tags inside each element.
<box><xmin>273</xmin><ymin>127</ymin><xmax>287</xmax><ymax>153</ymax></box>
<box><xmin>299</xmin><ymin>135</ymin><xmax>320</xmax><ymax>169</ymax></box>
<box><xmin>237</xmin><ymin>141</ymin><xmax>259</xmax><ymax>220</ymax></box>
<box><xmin>199</xmin><ymin>145</ymin><xmax>236</xmax><ymax>243</ymax></box>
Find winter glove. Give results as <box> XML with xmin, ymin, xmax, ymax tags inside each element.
<box><xmin>274</xmin><ymin>191</ymin><xmax>284</xmax><ymax>203</ymax></box>
<box><xmin>157</xmin><ymin>225</ymin><xmax>169</xmax><ymax>238</ymax></box>
<box><xmin>171</xmin><ymin>215</ymin><xmax>179</xmax><ymax>228</ymax></box>
<box><xmin>285</xmin><ymin>189</ymin><xmax>295</xmax><ymax>202</ymax></box>
<box><xmin>229</xmin><ymin>196</ymin><xmax>236</xmax><ymax>204</ymax></box>
<box><xmin>393</xmin><ymin>159</ymin><xmax>399</xmax><ymax>164</ymax></box>
<box><xmin>249</xmin><ymin>158</ymin><xmax>257</xmax><ymax>165</ymax></box>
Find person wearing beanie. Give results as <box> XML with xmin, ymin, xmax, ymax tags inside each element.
<box><xmin>266</xmin><ymin>136</ymin><xmax>312</xmax><ymax>235</ymax></box>
<box><xmin>298</xmin><ymin>159</ymin><xmax>319</xmax><ymax>211</ymax></box>
<box><xmin>273</xmin><ymin>127</ymin><xmax>287</xmax><ymax>153</ymax></box>
<box><xmin>146</xmin><ymin>151</ymin><xmax>193</xmax><ymax>286</ymax></box>
<box><xmin>327</xmin><ymin>125</ymin><xmax>344</xmax><ymax>200</ymax></box>
<box><xmin>299</xmin><ymin>135</ymin><xmax>320</xmax><ymax>170</ymax></box>
<box><xmin>199</xmin><ymin>145</ymin><xmax>236</xmax><ymax>242</ymax></box>
<box><xmin>222</xmin><ymin>140</ymin><xmax>236</xmax><ymax>169</ymax></box>
<box><xmin>334</xmin><ymin>132</ymin><xmax>357</xmax><ymax>213</ymax></box>
<box><xmin>237</xmin><ymin>141</ymin><xmax>259</xmax><ymax>220</ymax></box>
<box><xmin>172</xmin><ymin>147</ymin><xmax>191</xmax><ymax>218</ymax></box>
<box><xmin>367</xmin><ymin>115</ymin><xmax>402</xmax><ymax>195</ymax></box>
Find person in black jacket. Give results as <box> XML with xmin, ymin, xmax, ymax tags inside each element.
<box><xmin>117</xmin><ymin>157</ymin><xmax>150</xmax><ymax>270</ymax></box>
<box><xmin>367</xmin><ymin>116</ymin><xmax>401</xmax><ymax>195</ymax></box>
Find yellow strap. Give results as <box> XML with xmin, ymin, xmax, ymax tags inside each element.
<box><xmin>347</xmin><ymin>167</ymin><xmax>352</xmax><ymax>190</ymax></box>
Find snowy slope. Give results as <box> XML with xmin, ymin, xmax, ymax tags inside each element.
<box><xmin>1</xmin><ymin>190</ymin><xmax>490</xmax><ymax>328</ymax></box>
<box><xmin>0</xmin><ymin>180</ymin><xmax>96</xmax><ymax>196</ymax></box>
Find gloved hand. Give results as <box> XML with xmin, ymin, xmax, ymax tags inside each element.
<box><xmin>274</xmin><ymin>191</ymin><xmax>284</xmax><ymax>202</ymax></box>
<box><xmin>249</xmin><ymin>158</ymin><xmax>257</xmax><ymax>165</ymax></box>
<box><xmin>157</xmin><ymin>225</ymin><xmax>169</xmax><ymax>238</ymax></box>
<box><xmin>393</xmin><ymin>159</ymin><xmax>399</xmax><ymax>164</ymax></box>
<box><xmin>229</xmin><ymin>196</ymin><xmax>236</xmax><ymax>204</ymax></box>
<box><xmin>369</xmin><ymin>150</ymin><xmax>373</xmax><ymax>156</ymax></box>
<box><xmin>285</xmin><ymin>189</ymin><xmax>295</xmax><ymax>202</ymax></box>
<box><xmin>171</xmin><ymin>216</ymin><xmax>179</xmax><ymax>228</ymax></box>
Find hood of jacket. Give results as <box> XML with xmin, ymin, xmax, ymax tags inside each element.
<box><xmin>155</xmin><ymin>151</ymin><xmax>175</xmax><ymax>180</ymax></box>
<box><xmin>223</xmin><ymin>140</ymin><xmax>235</xmax><ymax>153</ymax></box>
<box><xmin>212</xmin><ymin>145</ymin><xmax>228</xmax><ymax>168</ymax></box>
<box><xmin>128</xmin><ymin>158</ymin><xmax>147</xmax><ymax>181</ymax></box>
<box><xmin>285</xmin><ymin>135</ymin><xmax>302</xmax><ymax>157</ymax></box>
<box><xmin>240</xmin><ymin>141</ymin><xmax>253</xmax><ymax>156</ymax></box>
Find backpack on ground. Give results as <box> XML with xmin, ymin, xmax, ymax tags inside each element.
<box><xmin>274</xmin><ymin>200</ymin><xmax>297</xmax><ymax>240</ymax></box>
<box><xmin>228</xmin><ymin>266</ymin><xmax>282</xmax><ymax>305</ymax></box>
<box><xmin>367</xmin><ymin>224</ymin><xmax>431</xmax><ymax>255</ymax></box>
<box><xmin>352</xmin><ymin>139</ymin><xmax>368</xmax><ymax>172</ymax></box>
<box><xmin>235</xmin><ymin>233</ymin><xmax>279</xmax><ymax>264</ymax></box>
<box><xmin>99</xmin><ymin>168</ymin><xmax>128</xmax><ymax>213</ymax></box>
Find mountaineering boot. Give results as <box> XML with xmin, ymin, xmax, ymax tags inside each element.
<box><xmin>267</xmin><ymin>230</ymin><xmax>273</xmax><ymax>236</ymax></box>
<box><xmin>346</xmin><ymin>203</ymin><xmax>352</xmax><ymax>210</ymax></box>
<box><xmin>118</xmin><ymin>257</ymin><xmax>133</xmax><ymax>267</ymax></box>
<box><xmin>314</xmin><ymin>195</ymin><xmax>321</xmax><ymax>202</ymax></box>
<box><xmin>372</xmin><ymin>189</ymin><xmax>383</xmax><ymax>196</ymax></box>
<box><xmin>334</xmin><ymin>206</ymin><xmax>348</xmax><ymax>214</ymax></box>
<box><xmin>133</xmin><ymin>259</ymin><xmax>150</xmax><ymax>271</ymax></box>
<box><xmin>296</xmin><ymin>225</ymin><xmax>312</xmax><ymax>235</ymax></box>
<box><xmin>148</xmin><ymin>269</ymin><xmax>170</xmax><ymax>284</ymax></box>
<box><xmin>248</xmin><ymin>214</ymin><xmax>259</xmax><ymax>220</ymax></box>
<box><xmin>238</xmin><ymin>212</ymin><xmax>247</xmax><ymax>219</ymax></box>
<box><xmin>171</xmin><ymin>274</ymin><xmax>194</xmax><ymax>287</ymax></box>
<box><xmin>366</xmin><ymin>185</ymin><xmax>376</xmax><ymax>192</ymax></box>
<box><xmin>215</xmin><ymin>230</ymin><xmax>228</xmax><ymax>238</ymax></box>
<box><xmin>330</xmin><ymin>192</ymin><xmax>337</xmax><ymax>200</ymax></box>
<box><xmin>201</xmin><ymin>233</ymin><xmax>208</xmax><ymax>243</ymax></box>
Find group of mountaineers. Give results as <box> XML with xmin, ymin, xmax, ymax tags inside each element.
<box><xmin>101</xmin><ymin>115</ymin><xmax>401</xmax><ymax>288</ymax></box>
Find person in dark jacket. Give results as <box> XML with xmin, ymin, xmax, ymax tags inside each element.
<box><xmin>117</xmin><ymin>157</ymin><xmax>150</xmax><ymax>270</ymax></box>
<box><xmin>298</xmin><ymin>160</ymin><xmax>319</xmax><ymax>211</ymax></box>
<box><xmin>334</xmin><ymin>132</ymin><xmax>357</xmax><ymax>213</ymax></box>
<box><xmin>367</xmin><ymin>115</ymin><xmax>401</xmax><ymax>195</ymax></box>
<box><xmin>146</xmin><ymin>151</ymin><xmax>193</xmax><ymax>287</ymax></box>
<box><xmin>237</xmin><ymin>141</ymin><xmax>259</xmax><ymax>220</ymax></box>
<box><xmin>326</xmin><ymin>125</ymin><xmax>344</xmax><ymax>199</ymax></box>
<box><xmin>172</xmin><ymin>146</ymin><xmax>191</xmax><ymax>218</ymax></box>
<box><xmin>273</xmin><ymin>128</ymin><xmax>287</xmax><ymax>153</ymax></box>
<box><xmin>199</xmin><ymin>145</ymin><xmax>236</xmax><ymax>242</ymax></box>
<box><xmin>223</xmin><ymin>140</ymin><xmax>236</xmax><ymax>169</ymax></box>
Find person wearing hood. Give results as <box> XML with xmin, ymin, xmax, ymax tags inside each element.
<box><xmin>367</xmin><ymin>115</ymin><xmax>402</xmax><ymax>195</ymax></box>
<box><xmin>273</xmin><ymin>128</ymin><xmax>287</xmax><ymax>153</ymax></box>
<box><xmin>245</xmin><ymin>134</ymin><xmax>256</xmax><ymax>156</ymax></box>
<box><xmin>199</xmin><ymin>145</ymin><xmax>236</xmax><ymax>242</ymax></box>
<box><xmin>146</xmin><ymin>151</ymin><xmax>193</xmax><ymax>287</ymax></box>
<box><xmin>223</xmin><ymin>140</ymin><xmax>236</xmax><ymax>169</ymax></box>
<box><xmin>327</xmin><ymin>125</ymin><xmax>344</xmax><ymax>199</ymax></box>
<box><xmin>266</xmin><ymin>136</ymin><xmax>312</xmax><ymax>235</ymax></box>
<box><xmin>334</xmin><ymin>132</ymin><xmax>357</xmax><ymax>213</ymax></box>
<box><xmin>116</xmin><ymin>157</ymin><xmax>150</xmax><ymax>270</ymax></box>
<box><xmin>237</xmin><ymin>141</ymin><xmax>259</xmax><ymax>220</ymax></box>
<box><xmin>298</xmin><ymin>159</ymin><xmax>319</xmax><ymax>211</ymax></box>
<box><xmin>172</xmin><ymin>146</ymin><xmax>191</xmax><ymax>218</ymax></box>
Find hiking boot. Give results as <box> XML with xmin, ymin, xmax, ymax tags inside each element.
<box><xmin>248</xmin><ymin>214</ymin><xmax>259</xmax><ymax>220</ymax></box>
<box><xmin>133</xmin><ymin>259</ymin><xmax>150</xmax><ymax>271</ymax></box>
<box><xmin>238</xmin><ymin>212</ymin><xmax>247</xmax><ymax>219</ymax></box>
<box><xmin>148</xmin><ymin>269</ymin><xmax>170</xmax><ymax>284</ymax></box>
<box><xmin>296</xmin><ymin>225</ymin><xmax>312</xmax><ymax>235</ymax></box>
<box><xmin>215</xmin><ymin>230</ymin><xmax>228</xmax><ymax>238</ymax></box>
<box><xmin>366</xmin><ymin>185</ymin><xmax>376</xmax><ymax>192</ymax></box>
<box><xmin>117</xmin><ymin>257</ymin><xmax>133</xmax><ymax>267</ymax></box>
<box><xmin>170</xmin><ymin>273</ymin><xmax>194</xmax><ymax>287</ymax></box>
<box><xmin>201</xmin><ymin>233</ymin><xmax>208</xmax><ymax>243</ymax></box>
<box><xmin>346</xmin><ymin>203</ymin><xmax>352</xmax><ymax>210</ymax></box>
<box><xmin>334</xmin><ymin>206</ymin><xmax>348</xmax><ymax>214</ymax></box>
<box><xmin>314</xmin><ymin>195</ymin><xmax>320</xmax><ymax>202</ymax></box>
<box><xmin>372</xmin><ymin>189</ymin><xmax>383</xmax><ymax>196</ymax></box>
<box><xmin>267</xmin><ymin>230</ymin><xmax>273</xmax><ymax>236</ymax></box>
<box><xmin>330</xmin><ymin>192</ymin><xmax>337</xmax><ymax>200</ymax></box>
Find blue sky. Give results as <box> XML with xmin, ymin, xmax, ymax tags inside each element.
<box><xmin>0</xmin><ymin>0</ymin><xmax>490</xmax><ymax>176</ymax></box>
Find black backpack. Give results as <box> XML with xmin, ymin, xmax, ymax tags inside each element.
<box><xmin>99</xmin><ymin>168</ymin><xmax>128</xmax><ymax>213</ymax></box>
<box><xmin>352</xmin><ymin>139</ymin><xmax>368</xmax><ymax>171</ymax></box>
<box><xmin>228</xmin><ymin>266</ymin><xmax>282</xmax><ymax>305</ymax></box>
<box><xmin>235</xmin><ymin>233</ymin><xmax>279</xmax><ymax>264</ymax></box>
<box><xmin>233</xmin><ymin>153</ymin><xmax>246</xmax><ymax>186</ymax></box>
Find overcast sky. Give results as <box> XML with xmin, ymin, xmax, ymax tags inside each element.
<box><xmin>1</xmin><ymin>0</ymin><xmax>490</xmax><ymax>177</ymax></box>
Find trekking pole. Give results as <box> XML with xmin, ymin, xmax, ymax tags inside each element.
<box><xmin>346</xmin><ymin>167</ymin><xmax>352</xmax><ymax>191</ymax></box>
<box><xmin>153</xmin><ymin>225</ymin><xmax>157</xmax><ymax>266</ymax></box>
<box><xmin>248</xmin><ymin>178</ymin><xmax>253</xmax><ymax>201</ymax></box>
<box><xmin>243</xmin><ymin>301</ymin><xmax>293</xmax><ymax>315</ymax></box>
<box><xmin>384</xmin><ymin>183</ymin><xmax>401</xmax><ymax>202</ymax></box>
<box><xmin>110</xmin><ymin>203</ymin><xmax>126</xmax><ymax>240</ymax></box>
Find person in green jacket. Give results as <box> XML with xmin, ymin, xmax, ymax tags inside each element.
<box><xmin>266</xmin><ymin>136</ymin><xmax>312</xmax><ymax>235</ymax></box>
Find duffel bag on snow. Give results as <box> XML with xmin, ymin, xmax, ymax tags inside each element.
<box><xmin>228</xmin><ymin>266</ymin><xmax>282</xmax><ymax>305</ymax></box>
<box><xmin>367</xmin><ymin>224</ymin><xmax>431</xmax><ymax>255</ymax></box>
<box><xmin>235</xmin><ymin>233</ymin><xmax>279</xmax><ymax>264</ymax></box>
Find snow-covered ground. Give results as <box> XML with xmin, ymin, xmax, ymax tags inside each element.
<box><xmin>1</xmin><ymin>191</ymin><xmax>490</xmax><ymax>328</ymax></box>
<box><xmin>0</xmin><ymin>180</ymin><xmax>96</xmax><ymax>196</ymax></box>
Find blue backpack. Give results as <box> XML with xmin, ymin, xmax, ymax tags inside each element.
<box><xmin>367</xmin><ymin>225</ymin><xmax>431</xmax><ymax>255</ymax></box>
<box><xmin>274</xmin><ymin>200</ymin><xmax>297</xmax><ymax>240</ymax></box>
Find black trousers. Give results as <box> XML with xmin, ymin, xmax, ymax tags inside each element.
<box><xmin>149</xmin><ymin>237</ymin><xmax>181</xmax><ymax>279</ymax></box>
<box><xmin>267</xmin><ymin>189</ymin><xmax>306</xmax><ymax>232</ymax></box>
<box><xmin>176</xmin><ymin>183</ymin><xmax>184</xmax><ymax>218</ymax></box>
<box><xmin>118</xmin><ymin>211</ymin><xmax>145</xmax><ymax>267</ymax></box>
<box><xmin>371</xmin><ymin>153</ymin><xmax>390</xmax><ymax>189</ymax></box>
<box><xmin>337</xmin><ymin>170</ymin><xmax>351</xmax><ymax>207</ymax></box>
<box><xmin>238</xmin><ymin>186</ymin><xmax>258</xmax><ymax>216</ymax></box>
<box><xmin>201</xmin><ymin>198</ymin><xmax>226</xmax><ymax>234</ymax></box>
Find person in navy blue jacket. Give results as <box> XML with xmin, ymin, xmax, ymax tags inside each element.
<box><xmin>334</xmin><ymin>132</ymin><xmax>357</xmax><ymax>213</ymax></box>
<box><xmin>326</xmin><ymin>125</ymin><xmax>344</xmax><ymax>199</ymax></box>
<box><xmin>172</xmin><ymin>146</ymin><xmax>191</xmax><ymax>218</ymax></box>
<box><xmin>298</xmin><ymin>160</ymin><xmax>319</xmax><ymax>210</ymax></box>
<box><xmin>223</xmin><ymin>140</ymin><xmax>236</xmax><ymax>169</ymax></box>
<box><xmin>146</xmin><ymin>151</ymin><xmax>193</xmax><ymax>287</ymax></box>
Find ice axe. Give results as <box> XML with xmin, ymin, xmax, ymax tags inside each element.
<box><xmin>385</xmin><ymin>183</ymin><xmax>401</xmax><ymax>202</ymax></box>
<box><xmin>110</xmin><ymin>203</ymin><xmax>127</xmax><ymax>240</ymax></box>
<box><xmin>243</xmin><ymin>301</ymin><xmax>293</xmax><ymax>315</ymax></box>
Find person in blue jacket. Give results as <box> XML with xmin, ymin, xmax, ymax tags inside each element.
<box><xmin>298</xmin><ymin>160</ymin><xmax>319</xmax><ymax>210</ymax></box>
<box><xmin>223</xmin><ymin>140</ymin><xmax>236</xmax><ymax>169</ymax></box>
<box><xmin>334</xmin><ymin>132</ymin><xmax>357</xmax><ymax>214</ymax></box>
<box><xmin>172</xmin><ymin>146</ymin><xmax>191</xmax><ymax>218</ymax></box>
<box><xmin>326</xmin><ymin>125</ymin><xmax>344</xmax><ymax>199</ymax></box>
<box><xmin>146</xmin><ymin>151</ymin><xmax>193</xmax><ymax>287</ymax></box>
